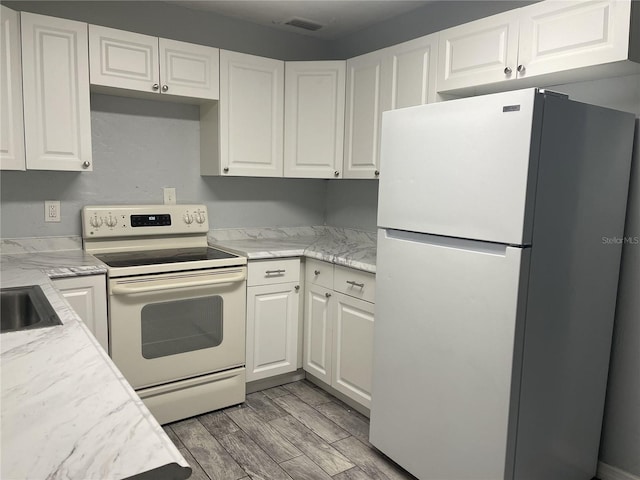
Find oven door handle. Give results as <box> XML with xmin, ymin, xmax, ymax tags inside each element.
<box><xmin>111</xmin><ymin>271</ymin><xmax>246</xmax><ymax>295</ymax></box>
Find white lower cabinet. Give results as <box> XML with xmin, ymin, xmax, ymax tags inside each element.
<box><xmin>53</xmin><ymin>275</ymin><xmax>108</xmax><ymax>352</ymax></box>
<box><xmin>304</xmin><ymin>283</ymin><xmax>334</xmax><ymax>384</ymax></box>
<box><xmin>246</xmin><ymin>259</ymin><xmax>301</xmax><ymax>382</ymax></box>
<box><xmin>332</xmin><ymin>292</ymin><xmax>375</xmax><ymax>408</ymax></box>
<box><xmin>303</xmin><ymin>259</ymin><xmax>376</xmax><ymax>409</ymax></box>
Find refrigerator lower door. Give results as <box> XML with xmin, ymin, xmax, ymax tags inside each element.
<box><xmin>370</xmin><ymin>229</ymin><xmax>530</xmax><ymax>480</ymax></box>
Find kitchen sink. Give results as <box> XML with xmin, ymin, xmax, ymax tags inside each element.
<box><xmin>0</xmin><ymin>285</ymin><xmax>62</xmax><ymax>333</ymax></box>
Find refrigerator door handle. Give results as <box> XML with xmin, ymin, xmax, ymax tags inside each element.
<box><xmin>385</xmin><ymin>229</ymin><xmax>520</xmax><ymax>256</ymax></box>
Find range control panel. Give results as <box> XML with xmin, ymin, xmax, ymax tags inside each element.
<box><xmin>82</xmin><ymin>204</ymin><xmax>209</xmax><ymax>238</ymax></box>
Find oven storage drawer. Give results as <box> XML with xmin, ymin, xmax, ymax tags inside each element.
<box><xmin>333</xmin><ymin>265</ymin><xmax>376</xmax><ymax>303</ymax></box>
<box><xmin>247</xmin><ymin>258</ymin><xmax>300</xmax><ymax>286</ymax></box>
<box><xmin>138</xmin><ymin>367</ymin><xmax>245</xmax><ymax>425</ymax></box>
<box><xmin>305</xmin><ymin>258</ymin><xmax>334</xmax><ymax>290</ymax></box>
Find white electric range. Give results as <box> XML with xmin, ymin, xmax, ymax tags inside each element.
<box><xmin>82</xmin><ymin>204</ymin><xmax>247</xmax><ymax>424</ymax></box>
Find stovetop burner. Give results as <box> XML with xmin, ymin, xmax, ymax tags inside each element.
<box><xmin>94</xmin><ymin>247</ymin><xmax>239</xmax><ymax>268</ymax></box>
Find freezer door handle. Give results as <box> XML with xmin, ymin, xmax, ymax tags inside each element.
<box><xmin>385</xmin><ymin>229</ymin><xmax>516</xmax><ymax>256</ymax></box>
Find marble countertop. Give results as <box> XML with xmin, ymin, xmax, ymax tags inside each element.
<box><xmin>208</xmin><ymin>226</ymin><xmax>377</xmax><ymax>273</ymax></box>
<box><xmin>0</xmin><ymin>241</ymin><xmax>191</xmax><ymax>480</ymax></box>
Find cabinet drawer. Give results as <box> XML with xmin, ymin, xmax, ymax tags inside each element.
<box><xmin>248</xmin><ymin>258</ymin><xmax>300</xmax><ymax>286</ymax></box>
<box><xmin>334</xmin><ymin>265</ymin><xmax>375</xmax><ymax>303</ymax></box>
<box><xmin>305</xmin><ymin>258</ymin><xmax>334</xmax><ymax>289</ymax></box>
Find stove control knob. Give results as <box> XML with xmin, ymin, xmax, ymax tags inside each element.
<box><xmin>195</xmin><ymin>211</ymin><xmax>206</xmax><ymax>224</ymax></box>
<box><xmin>106</xmin><ymin>216</ymin><xmax>118</xmax><ymax>228</ymax></box>
<box><xmin>89</xmin><ymin>216</ymin><xmax>103</xmax><ymax>228</ymax></box>
<box><xmin>183</xmin><ymin>213</ymin><xmax>194</xmax><ymax>224</ymax></box>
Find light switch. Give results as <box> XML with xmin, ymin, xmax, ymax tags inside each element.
<box><xmin>163</xmin><ymin>188</ymin><xmax>176</xmax><ymax>205</ymax></box>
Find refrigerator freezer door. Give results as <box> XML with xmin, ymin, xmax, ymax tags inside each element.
<box><xmin>377</xmin><ymin>88</ymin><xmax>544</xmax><ymax>246</ymax></box>
<box><xmin>370</xmin><ymin>229</ymin><xmax>530</xmax><ymax>480</ymax></box>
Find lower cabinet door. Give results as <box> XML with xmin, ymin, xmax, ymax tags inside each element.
<box><xmin>246</xmin><ymin>282</ymin><xmax>299</xmax><ymax>382</ymax></box>
<box><xmin>332</xmin><ymin>292</ymin><xmax>375</xmax><ymax>408</ymax></box>
<box><xmin>53</xmin><ymin>274</ymin><xmax>108</xmax><ymax>352</ymax></box>
<box><xmin>303</xmin><ymin>284</ymin><xmax>333</xmax><ymax>384</ymax></box>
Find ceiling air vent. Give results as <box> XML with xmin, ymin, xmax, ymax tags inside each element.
<box><xmin>284</xmin><ymin>17</ymin><xmax>323</xmax><ymax>32</ymax></box>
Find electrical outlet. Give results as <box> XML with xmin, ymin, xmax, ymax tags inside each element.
<box><xmin>45</xmin><ymin>201</ymin><xmax>61</xmax><ymax>222</ymax></box>
<box><xmin>163</xmin><ymin>187</ymin><xmax>176</xmax><ymax>205</ymax></box>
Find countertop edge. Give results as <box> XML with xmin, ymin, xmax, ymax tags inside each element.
<box><xmin>0</xmin><ymin>252</ymin><xmax>190</xmax><ymax>480</ymax></box>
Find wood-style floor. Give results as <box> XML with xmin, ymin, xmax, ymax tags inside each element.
<box><xmin>163</xmin><ymin>379</ymin><xmax>416</xmax><ymax>480</ymax></box>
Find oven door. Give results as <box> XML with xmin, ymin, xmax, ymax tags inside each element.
<box><xmin>108</xmin><ymin>266</ymin><xmax>246</xmax><ymax>390</ymax></box>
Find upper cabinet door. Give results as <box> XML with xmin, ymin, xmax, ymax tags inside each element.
<box><xmin>22</xmin><ymin>12</ymin><xmax>92</xmax><ymax>171</ymax></box>
<box><xmin>0</xmin><ymin>5</ymin><xmax>25</xmax><ymax>171</ymax></box>
<box><xmin>284</xmin><ymin>61</ymin><xmax>346</xmax><ymax>179</ymax></box>
<box><xmin>220</xmin><ymin>50</ymin><xmax>284</xmax><ymax>177</ymax></box>
<box><xmin>343</xmin><ymin>49</ymin><xmax>386</xmax><ymax>179</ymax></box>
<box><xmin>159</xmin><ymin>38</ymin><xmax>219</xmax><ymax>100</ymax></box>
<box><xmin>517</xmin><ymin>0</ymin><xmax>633</xmax><ymax>79</ymax></box>
<box><xmin>437</xmin><ymin>10</ymin><xmax>520</xmax><ymax>92</ymax></box>
<box><xmin>89</xmin><ymin>25</ymin><xmax>160</xmax><ymax>94</ymax></box>
<box><xmin>382</xmin><ymin>32</ymin><xmax>439</xmax><ymax>110</ymax></box>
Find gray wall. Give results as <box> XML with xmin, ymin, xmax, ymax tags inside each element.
<box><xmin>325</xmin><ymin>180</ymin><xmax>379</xmax><ymax>231</ymax></box>
<box><xmin>0</xmin><ymin>94</ymin><xmax>327</xmax><ymax>237</ymax></box>
<box><xmin>3</xmin><ymin>1</ymin><xmax>334</xmax><ymax>60</ymax></box>
<box><xmin>330</xmin><ymin>0</ymin><xmax>535</xmax><ymax>59</ymax></box>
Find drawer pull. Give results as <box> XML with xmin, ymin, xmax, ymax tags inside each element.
<box><xmin>346</xmin><ymin>280</ymin><xmax>365</xmax><ymax>288</ymax></box>
<box><xmin>265</xmin><ymin>269</ymin><xmax>285</xmax><ymax>276</ymax></box>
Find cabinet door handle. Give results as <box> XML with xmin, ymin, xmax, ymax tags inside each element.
<box><xmin>517</xmin><ymin>64</ymin><xmax>526</xmax><ymax>73</ymax></box>
<box><xmin>314</xmin><ymin>270</ymin><xmax>321</xmax><ymax>275</ymax></box>
<box><xmin>152</xmin><ymin>83</ymin><xmax>159</xmax><ymax>91</ymax></box>
<box><xmin>162</xmin><ymin>84</ymin><xmax>169</xmax><ymax>92</ymax></box>
<box><xmin>265</xmin><ymin>269</ymin><xmax>285</xmax><ymax>275</ymax></box>
<box><xmin>346</xmin><ymin>280</ymin><xmax>365</xmax><ymax>288</ymax></box>
<box><xmin>294</xmin><ymin>285</ymin><xmax>300</xmax><ymax>292</ymax></box>
<box><xmin>503</xmin><ymin>66</ymin><xmax>512</xmax><ymax>75</ymax></box>
<box><xmin>325</xmin><ymin>292</ymin><xmax>332</xmax><ymax>298</ymax></box>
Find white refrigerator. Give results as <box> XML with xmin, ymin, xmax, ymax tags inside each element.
<box><xmin>370</xmin><ymin>89</ymin><xmax>635</xmax><ymax>480</ymax></box>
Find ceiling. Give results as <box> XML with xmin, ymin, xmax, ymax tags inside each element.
<box><xmin>165</xmin><ymin>1</ymin><xmax>434</xmax><ymax>40</ymax></box>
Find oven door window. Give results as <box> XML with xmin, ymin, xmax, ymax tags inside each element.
<box><xmin>141</xmin><ymin>296</ymin><xmax>223</xmax><ymax>359</ymax></box>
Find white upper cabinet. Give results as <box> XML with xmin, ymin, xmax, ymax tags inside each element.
<box><xmin>284</xmin><ymin>61</ymin><xmax>346</xmax><ymax>179</ymax></box>
<box><xmin>216</xmin><ymin>50</ymin><xmax>284</xmax><ymax>177</ymax></box>
<box><xmin>382</xmin><ymin>32</ymin><xmax>439</xmax><ymax>110</ymax></box>
<box><xmin>159</xmin><ymin>38</ymin><xmax>219</xmax><ymax>99</ymax></box>
<box><xmin>517</xmin><ymin>0</ymin><xmax>636</xmax><ymax>79</ymax></box>
<box><xmin>343</xmin><ymin>49</ymin><xmax>386</xmax><ymax>179</ymax></box>
<box><xmin>438</xmin><ymin>9</ymin><xmax>520</xmax><ymax>92</ymax></box>
<box><xmin>89</xmin><ymin>25</ymin><xmax>219</xmax><ymax>100</ymax></box>
<box><xmin>344</xmin><ymin>33</ymin><xmax>439</xmax><ymax>179</ymax></box>
<box><xmin>0</xmin><ymin>5</ymin><xmax>25</xmax><ymax>171</ymax></box>
<box><xmin>438</xmin><ymin>0</ymin><xmax>639</xmax><ymax>93</ymax></box>
<box><xmin>89</xmin><ymin>26</ymin><xmax>159</xmax><ymax>93</ymax></box>
<box><xmin>21</xmin><ymin>12</ymin><xmax>92</xmax><ymax>171</ymax></box>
